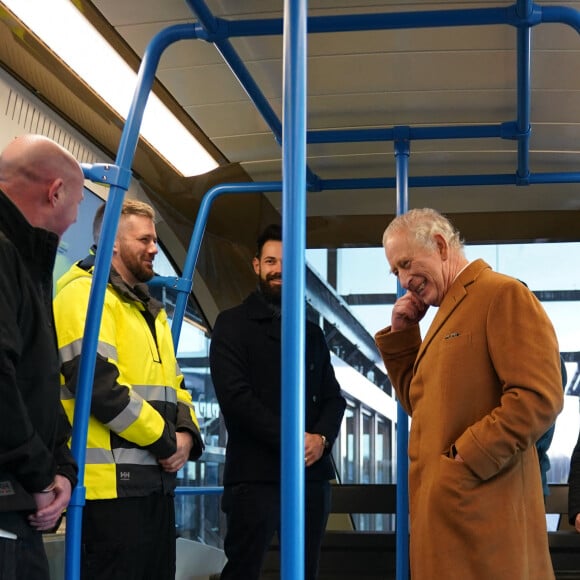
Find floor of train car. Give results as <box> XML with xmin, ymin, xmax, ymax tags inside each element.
<box><xmin>261</xmin><ymin>540</ymin><xmax>580</xmax><ymax>580</ymax></box>
<box><xmin>260</xmin><ymin>483</ymin><xmax>580</xmax><ymax>580</ymax></box>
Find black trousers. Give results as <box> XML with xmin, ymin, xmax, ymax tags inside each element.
<box><xmin>81</xmin><ymin>494</ymin><xmax>175</xmax><ymax>580</ymax></box>
<box><xmin>0</xmin><ymin>531</ymin><xmax>49</xmax><ymax>580</ymax></box>
<box><xmin>220</xmin><ymin>480</ymin><xmax>331</xmax><ymax>580</ymax></box>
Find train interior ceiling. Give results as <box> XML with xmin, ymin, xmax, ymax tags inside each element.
<box><xmin>1</xmin><ymin>0</ymin><xmax>580</xmax><ymax>324</ymax></box>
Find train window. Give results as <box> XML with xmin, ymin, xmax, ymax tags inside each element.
<box><xmin>376</xmin><ymin>418</ymin><xmax>392</xmax><ymax>485</ymax></box>
<box><xmin>341</xmin><ymin>403</ymin><xmax>359</xmax><ymax>484</ymax></box>
<box><xmin>362</xmin><ymin>411</ymin><xmax>373</xmax><ymax>484</ymax></box>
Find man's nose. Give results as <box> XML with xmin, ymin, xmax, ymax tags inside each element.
<box><xmin>398</xmin><ymin>271</ymin><xmax>410</xmax><ymax>290</ymax></box>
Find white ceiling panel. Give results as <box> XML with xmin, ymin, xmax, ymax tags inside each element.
<box><xmin>85</xmin><ymin>0</ymin><xmax>580</xmax><ymax>239</ymax></box>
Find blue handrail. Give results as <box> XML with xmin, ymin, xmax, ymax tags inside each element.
<box><xmin>64</xmin><ymin>17</ymin><xmax>205</xmax><ymax>580</ymax></box>
<box><xmin>279</xmin><ymin>2</ymin><xmax>308</xmax><ymax>580</ymax></box>
<box><xmin>394</xmin><ymin>133</ymin><xmax>410</xmax><ymax>580</ymax></box>
<box><xmin>170</xmin><ymin>181</ymin><xmax>282</xmax><ymax>347</ymax></box>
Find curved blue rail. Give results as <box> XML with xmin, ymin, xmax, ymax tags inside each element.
<box><xmin>171</xmin><ymin>181</ymin><xmax>282</xmax><ymax>346</ymax></box>
<box><xmin>64</xmin><ymin>19</ymin><xmax>206</xmax><ymax>580</ymax></box>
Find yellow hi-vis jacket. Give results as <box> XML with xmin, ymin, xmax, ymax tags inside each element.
<box><xmin>53</xmin><ymin>258</ymin><xmax>203</xmax><ymax>500</ymax></box>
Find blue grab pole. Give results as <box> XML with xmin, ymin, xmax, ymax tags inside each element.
<box><xmin>64</xmin><ymin>175</ymin><xmax>129</xmax><ymax>580</ymax></box>
<box><xmin>280</xmin><ymin>0</ymin><xmax>308</xmax><ymax>579</ymax></box>
<box><xmin>394</xmin><ymin>133</ymin><xmax>410</xmax><ymax>580</ymax></box>
<box><xmin>516</xmin><ymin>0</ymin><xmax>532</xmax><ymax>181</ymax></box>
<box><xmin>64</xmin><ymin>22</ymin><xmax>208</xmax><ymax>580</ymax></box>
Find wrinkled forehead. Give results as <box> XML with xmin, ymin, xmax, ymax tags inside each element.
<box><xmin>385</xmin><ymin>230</ymin><xmax>415</xmax><ymax>257</ymax></box>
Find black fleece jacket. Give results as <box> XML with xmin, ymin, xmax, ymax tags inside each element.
<box><xmin>0</xmin><ymin>189</ymin><xmax>77</xmax><ymax>536</ymax></box>
<box><xmin>210</xmin><ymin>290</ymin><xmax>345</xmax><ymax>485</ymax></box>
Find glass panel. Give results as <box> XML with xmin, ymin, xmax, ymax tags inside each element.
<box><xmin>376</xmin><ymin>418</ymin><xmax>391</xmax><ymax>484</ymax></box>
<box><xmin>466</xmin><ymin>243</ymin><xmax>580</xmax><ymax>291</ymax></box>
<box><xmin>341</xmin><ymin>405</ymin><xmax>357</xmax><ymax>484</ymax></box>
<box><xmin>335</xmin><ymin>247</ymin><xmax>395</xmax><ymax>296</ymax></box>
<box><xmin>361</xmin><ymin>413</ymin><xmax>372</xmax><ymax>484</ymax></box>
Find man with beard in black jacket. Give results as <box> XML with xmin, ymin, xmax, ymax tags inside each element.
<box><xmin>210</xmin><ymin>224</ymin><xmax>346</xmax><ymax>580</ymax></box>
<box><xmin>0</xmin><ymin>135</ymin><xmax>82</xmax><ymax>579</ymax></box>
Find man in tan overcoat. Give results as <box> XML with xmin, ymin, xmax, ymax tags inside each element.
<box><xmin>375</xmin><ymin>208</ymin><xmax>563</xmax><ymax>579</ymax></box>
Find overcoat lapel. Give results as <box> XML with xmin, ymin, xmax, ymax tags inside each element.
<box><xmin>414</xmin><ymin>259</ymin><xmax>490</xmax><ymax>369</ymax></box>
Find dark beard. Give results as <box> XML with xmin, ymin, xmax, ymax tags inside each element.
<box><xmin>259</xmin><ymin>275</ymin><xmax>281</xmax><ymax>306</ymax></box>
<box><xmin>119</xmin><ymin>247</ymin><xmax>154</xmax><ymax>283</ymax></box>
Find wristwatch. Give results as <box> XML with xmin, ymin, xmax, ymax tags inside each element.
<box><xmin>320</xmin><ymin>434</ymin><xmax>329</xmax><ymax>449</ymax></box>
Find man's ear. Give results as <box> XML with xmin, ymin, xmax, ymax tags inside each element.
<box><xmin>252</xmin><ymin>256</ymin><xmax>260</xmax><ymax>275</ymax></box>
<box><xmin>47</xmin><ymin>178</ymin><xmax>63</xmax><ymax>207</ymax></box>
<box><xmin>434</xmin><ymin>233</ymin><xmax>448</xmax><ymax>260</ymax></box>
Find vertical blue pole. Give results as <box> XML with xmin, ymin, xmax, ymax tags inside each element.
<box><xmin>64</xmin><ymin>183</ymin><xmax>127</xmax><ymax>580</ymax></box>
<box><xmin>65</xmin><ymin>26</ymin><xmax>183</xmax><ymax>580</ymax></box>
<box><xmin>516</xmin><ymin>0</ymin><xmax>532</xmax><ymax>181</ymax></box>
<box><xmin>394</xmin><ymin>129</ymin><xmax>410</xmax><ymax>580</ymax></box>
<box><xmin>280</xmin><ymin>0</ymin><xmax>307</xmax><ymax>579</ymax></box>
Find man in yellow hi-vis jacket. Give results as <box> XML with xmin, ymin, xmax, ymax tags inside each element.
<box><xmin>54</xmin><ymin>199</ymin><xmax>203</xmax><ymax>580</ymax></box>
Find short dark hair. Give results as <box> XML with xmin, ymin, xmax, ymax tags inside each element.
<box><xmin>256</xmin><ymin>223</ymin><xmax>282</xmax><ymax>258</ymax></box>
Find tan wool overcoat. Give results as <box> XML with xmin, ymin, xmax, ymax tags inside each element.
<box><xmin>375</xmin><ymin>259</ymin><xmax>564</xmax><ymax>580</ymax></box>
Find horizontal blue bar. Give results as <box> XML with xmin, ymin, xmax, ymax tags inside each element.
<box><xmin>320</xmin><ymin>171</ymin><xmax>580</xmax><ymax>190</ymax></box>
<box><xmin>530</xmin><ymin>171</ymin><xmax>580</xmax><ymax>184</ymax></box>
<box><xmin>175</xmin><ymin>486</ymin><xmax>223</xmax><ymax>495</ymax></box>
<box><xmin>148</xmin><ymin>275</ymin><xmax>192</xmax><ymax>293</ymax></box>
<box><xmin>199</xmin><ymin>4</ymin><xmax>580</xmax><ymax>40</ymax></box>
<box><xmin>307</xmin><ymin>124</ymin><xmax>510</xmax><ymax>144</ymax></box>
<box><xmin>224</xmin><ymin>7</ymin><xmax>520</xmax><ymax>38</ymax></box>
<box><xmin>321</xmin><ymin>174</ymin><xmax>514</xmax><ymax>189</ymax></box>
<box><xmin>197</xmin><ymin>4</ymin><xmax>580</xmax><ymax>40</ymax></box>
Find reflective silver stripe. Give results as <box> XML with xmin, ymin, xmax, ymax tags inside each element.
<box><xmin>112</xmin><ymin>448</ymin><xmax>158</xmax><ymax>466</ymax></box>
<box><xmin>59</xmin><ymin>339</ymin><xmax>118</xmax><ymax>364</ymax></box>
<box><xmin>85</xmin><ymin>448</ymin><xmax>115</xmax><ymax>465</ymax></box>
<box><xmin>59</xmin><ymin>339</ymin><xmax>83</xmax><ymax>364</ymax></box>
<box><xmin>62</xmin><ymin>385</ymin><xmax>176</xmax><ymax>405</ymax></box>
<box><xmin>132</xmin><ymin>385</ymin><xmax>177</xmax><ymax>404</ymax></box>
<box><xmin>85</xmin><ymin>447</ymin><xmax>157</xmax><ymax>466</ymax></box>
<box><xmin>96</xmin><ymin>341</ymin><xmax>118</xmax><ymax>362</ymax></box>
<box><xmin>105</xmin><ymin>391</ymin><xmax>143</xmax><ymax>433</ymax></box>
